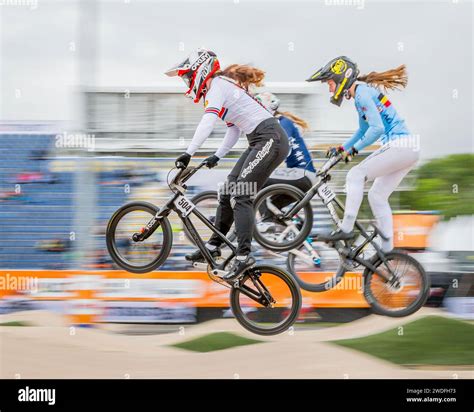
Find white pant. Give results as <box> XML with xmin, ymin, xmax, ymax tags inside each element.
<box><xmin>341</xmin><ymin>137</ymin><xmax>420</xmax><ymax>251</ymax></box>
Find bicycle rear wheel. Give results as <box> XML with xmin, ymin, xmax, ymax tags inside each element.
<box><xmin>364</xmin><ymin>251</ymin><xmax>430</xmax><ymax>317</ymax></box>
<box><xmin>106</xmin><ymin>201</ymin><xmax>172</xmax><ymax>274</ymax></box>
<box><xmin>230</xmin><ymin>265</ymin><xmax>302</xmax><ymax>335</ymax></box>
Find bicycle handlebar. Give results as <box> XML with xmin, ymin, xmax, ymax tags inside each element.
<box><xmin>317</xmin><ymin>153</ymin><xmax>343</xmax><ymax>176</ymax></box>
<box><xmin>173</xmin><ymin>160</ymin><xmax>208</xmax><ymax>186</ymax></box>
<box><xmin>173</xmin><ymin>154</ymin><xmax>340</xmax><ymax>188</ymax></box>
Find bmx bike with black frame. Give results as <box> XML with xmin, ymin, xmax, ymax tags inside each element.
<box><xmin>251</xmin><ymin>153</ymin><xmax>430</xmax><ymax>317</ymax></box>
<box><xmin>106</xmin><ymin>161</ymin><xmax>302</xmax><ymax>335</ymax></box>
<box><xmin>183</xmin><ymin>190</ymin><xmax>342</xmax><ymax>275</ymax></box>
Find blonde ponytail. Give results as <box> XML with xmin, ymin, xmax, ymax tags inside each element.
<box><xmin>276</xmin><ymin>111</ymin><xmax>310</xmax><ymax>132</ymax></box>
<box><xmin>214</xmin><ymin>64</ymin><xmax>265</xmax><ymax>91</ymax></box>
<box><xmin>357</xmin><ymin>64</ymin><xmax>408</xmax><ymax>91</ymax></box>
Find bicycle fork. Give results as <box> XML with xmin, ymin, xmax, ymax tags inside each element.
<box><xmin>332</xmin><ymin>227</ymin><xmax>398</xmax><ymax>284</ymax></box>
<box><xmin>132</xmin><ymin>205</ymin><xmax>171</xmax><ymax>242</ymax></box>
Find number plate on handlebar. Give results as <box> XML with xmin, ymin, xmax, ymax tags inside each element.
<box><xmin>174</xmin><ymin>195</ymin><xmax>196</xmax><ymax>217</ymax></box>
<box><xmin>317</xmin><ymin>183</ymin><xmax>336</xmax><ymax>204</ymax></box>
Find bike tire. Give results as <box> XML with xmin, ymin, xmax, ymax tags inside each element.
<box><xmin>106</xmin><ymin>201</ymin><xmax>173</xmax><ymax>274</ymax></box>
<box><xmin>363</xmin><ymin>251</ymin><xmax>430</xmax><ymax>317</ymax></box>
<box><xmin>288</xmin><ymin>258</ymin><xmax>347</xmax><ymax>293</ymax></box>
<box><xmin>253</xmin><ymin>184</ymin><xmax>314</xmax><ymax>252</ymax></box>
<box><xmin>287</xmin><ymin>242</ymin><xmax>343</xmax><ymax>278</ymax></box>
<box><xmin>185</xmin><ymin>191</ymin><xmax>237</xmax><ymax>246</ymax></box>
<box><xmin>230</xmin><ymin>264</ymin><xmax>302</xmax><ymax>336</ymax></box>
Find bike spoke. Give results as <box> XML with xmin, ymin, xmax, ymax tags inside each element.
<box><xmin>114</xmin><ymin>210</ymin><xmax>166</xmax><ymax>268</ymax></box>
<box><xmin>368</xmin><ymin>256</ymin><xmax>424</xmax><ymax>313</ymax></box>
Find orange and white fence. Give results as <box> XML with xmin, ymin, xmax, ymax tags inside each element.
<box><xmin>0</xmin><ymin>270</ymin><xmax>369</xmax><ymax>325</ymax></box>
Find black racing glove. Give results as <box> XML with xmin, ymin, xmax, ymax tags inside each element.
<box><xmin>349</xmin><ymin>147</ymin><xmax>358</xmax><ymax>156</ymax></box>
<box><xmin>341</xmin><ymin>147</ymin><xmax>358</xmax><ymax>163</ymax></box>
<box><xmin>203</xmin><ymin>154</ymin><xmax>220</xmax><ymax>169</ymax></box>
<box><xmin>175</xmin><ymin>152</ymin><xmax>191</xmax><ymax>169</ymax></box>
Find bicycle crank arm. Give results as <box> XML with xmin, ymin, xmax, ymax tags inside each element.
<box><xmin>210</xmin><ymin>268</ymin><xmax>227</xmax><ymax>277</ymax></box>
<box><xmin>193</xmin><ymin>263</ymin><xmax>229</xmax><ymax>282</ymax></box>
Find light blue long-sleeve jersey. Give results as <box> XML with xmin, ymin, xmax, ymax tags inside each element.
<box><xmin>342</xmin><ymin>83</ymin><xmax>410</xmax><ymax>152</ymax></box>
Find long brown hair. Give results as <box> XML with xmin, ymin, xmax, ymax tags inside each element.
<box><xmin>214</xmin><ymin>64</ymin><xmax>265</xmax><ymax>91</ymax></box>
<box><xmin>276</xmin><ymin>111</ymin><xmax>310</xmax><ymax>132</ymax></box>
<box><xmin>357</xmin><ymin>65</ymin><xmax>408</xmax><ymax>91</ymax></box>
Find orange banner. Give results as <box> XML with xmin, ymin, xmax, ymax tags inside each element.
<box><xmin>393</xmin><ymin>213</ymin><xmax>439</xmax><ymax>249</ymax></box>
<box><xmin>0</xmin><ymin>270</ymin><xmax>369</xmax><ymax>308</ymax></box>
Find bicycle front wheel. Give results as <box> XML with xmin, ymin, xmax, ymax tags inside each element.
<box><xmin>364</xmin><ymin>251</ymin><xmax>430</xmax><ymax>317</ymax></box>
<box><xmin>106</xmin><ymin>201</ymin><xmax>173</xmax><ymax>274</ymax></box>
<box><xmin>253</xmin><ymin>184</ymin><xmax>313</xmax><ymax>252</ymax></box>
<box><xmin>230</xmin><ymin>265</ymin><xmax>302</xmax><ymax>335</ymax></box>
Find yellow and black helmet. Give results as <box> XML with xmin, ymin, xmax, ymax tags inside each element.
<box><xmin>306</xmin><ymin>56</ymin><xmax>359</xmax><ymax>106</ymax></box>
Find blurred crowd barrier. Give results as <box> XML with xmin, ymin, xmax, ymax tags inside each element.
<box><xmin>0</xmin><ymin>133</ymin><xmax>410</xmax><ymax>271</ymax></box>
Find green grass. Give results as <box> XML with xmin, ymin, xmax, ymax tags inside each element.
<box><xmin>171</xmin><ymin>332</ymin><xmax>264</xmax><ymax>353</ymax></box>
<box><xmin>0</xmin><ymin>321</ymin><xmax>31</xmax><ymax>327</ymax></box>
<box><xmin>333</xmin><ymin>316</ymin><xmax>474</xmax><ymax>366</ymax></box>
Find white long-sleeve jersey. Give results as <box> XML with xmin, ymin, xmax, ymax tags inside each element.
<box><xmin>185</xmin><ymin>76</ymin><xmax>272</xmax><ymax>158</ymax></box>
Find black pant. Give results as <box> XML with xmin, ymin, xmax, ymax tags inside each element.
<box><xmin>209</xmin><ymin>117</ymin><xmax>289</xmax><ymax>255</ymax></box>
<box><xmin>264</xmin><ymin>173</ymin><xmax>313</xmax><ymax>192</ymax></box>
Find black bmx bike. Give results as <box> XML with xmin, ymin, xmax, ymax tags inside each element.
<box><xmin>251</xmin><ymin>153</ymin><xmax>430</xmax><ymax>317</ymax></box>
<box><xmin>106</xmin><ymin>161</ymin><xmax>302</xmax><ymax>335</ymax></box>
<box><xmin>183</xmin><ymin>190</ymin><xmax>341</xmax><ymax>275</ymax></box>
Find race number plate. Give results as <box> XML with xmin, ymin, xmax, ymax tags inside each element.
<box><xmin>317</xmin><ymin>183</ymin><xmax>336</xmax><ymax>204</ymax></box>
<box><xmin>174</xmin><ymin>195</ymin><xmax>195</xmax><ymax>217</ymax></box>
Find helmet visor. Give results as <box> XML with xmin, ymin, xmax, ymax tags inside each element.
<box><xmin>306</xmin><ymin>67</ymin><xmax>332</xmax><ymax>82</ymax></box>
<box><xmin>164</xmin><ymin>56</ymin><xmax>190</xmax><ymax>77</ymax></box>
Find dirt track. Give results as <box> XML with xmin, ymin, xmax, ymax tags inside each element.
<box><xmin>0</xmin><ymin>308</ymin><xmax>472</xmax><ymax>379</ymax></box>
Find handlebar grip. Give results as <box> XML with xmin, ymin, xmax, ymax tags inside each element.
<box><xmin>172</xmin><ymin>161</ymin><xmax>207</xmax><ymax>186</ymax></box>
<box><xmin>317</xmin><ymin>154</ymin><xmax>342</xmax><ymax>176</ymax></box>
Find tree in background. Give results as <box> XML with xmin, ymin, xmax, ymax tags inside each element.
<box><xmin>400</xmin><ymin>154</ymin><xmax>474</xmax><ymax>219</ymax></box>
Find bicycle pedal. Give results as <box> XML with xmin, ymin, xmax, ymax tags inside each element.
<box><xmin>211</xmin><ymin>268</ymin><xmax>227</xmax><ymax>277</ymax></box>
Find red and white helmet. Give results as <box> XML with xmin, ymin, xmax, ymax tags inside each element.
<box><xmin>165</xmin><ymin>48</ymin><xmax>220</xmax><ymax>103</ymax></box>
